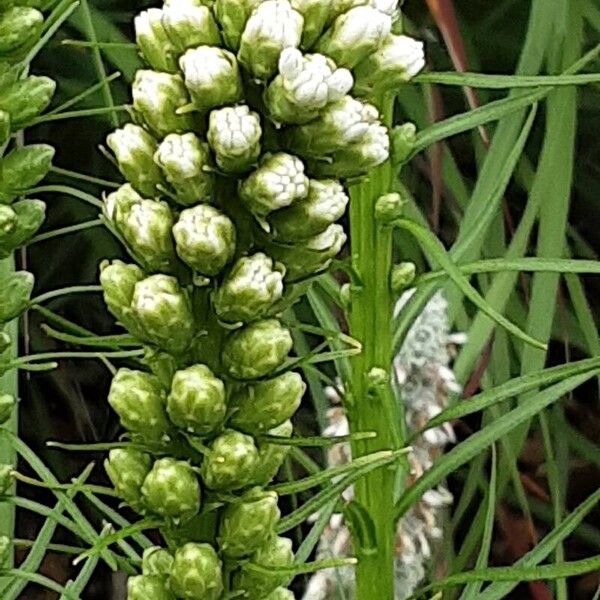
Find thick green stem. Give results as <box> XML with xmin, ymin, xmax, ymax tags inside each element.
<box><xmin>0</xmin><ymin>255</ymin><xmax>18</xmax><ymax>570</ymax></box>
<box><xmin>347</xmin><ymin>95</ymin><xmax>402</xmax><ymax>600</ymax></box>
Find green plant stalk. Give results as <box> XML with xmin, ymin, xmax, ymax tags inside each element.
<box><xmin>0</xmin><ymin>255</ymin><xmax>18</xmax><ymax>572</ymax></box>
<box><xmin>347</xmin><ymin>94</ymin><xmax>402</xmax><ymax>600</ymax></box>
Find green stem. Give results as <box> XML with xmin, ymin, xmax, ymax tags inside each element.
<box><xmin>0</xmin><ymin>256</ymin><xmax>17</xmax><ymax>574</ymax></box>
<box><xmin>346</xmin><ymin>95</ymin><xmax>403</xmax><ymax>600</ymax></box>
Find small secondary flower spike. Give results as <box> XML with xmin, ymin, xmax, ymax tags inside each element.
<box><xmin>100</xmin><ymin>0</ymin><xmax>424</xmax><ymax>597</ymax></box>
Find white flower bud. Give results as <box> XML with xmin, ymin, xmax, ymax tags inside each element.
<box><xmin>269</xmin><ymin>179</ymin><xmax>349</xmax><ymax>241</ymax></box>
<box><xmin>135</xmin><ymin>9</ymin><xmax>179</xmax><ymax>72</ymax></box>
<box><xmin>285</xmin><ymin>95</ymin><xmax>380</xmax><ymax>157</ymax></box>
<box><xmin>161</xmin><ymin>2</ymin><xmax>220</xmax><ymax>53</ymax></box>
<box><xmin>179</xmin><ymin>46</ymin><xmax>243</xmax><ymax>113</ymax></box>
<box><xmin>238</xmin><ymin>0</ymin><xmax>304</xmax><ymax>81</ymax></box>
<box><xmin>155</xmin><ymin>133</ymin><xmax>214</xmax><ymax>206</ymax></box>
<box><xmin>172</xmin><ymin>204</ymin><xmax>236</xmax><ymax>278</ymax></box>
<box><xmin>207</xmin><ymin>105</ymin><xmax>262</xmax><ymax>173</ymax></box>
<box><xmin>310</xmin><ymin>123</ymin><xmax>390</xmax><ymax>178</ymax></box>
<box><xmin>316</xmin><ymin>6</ymin><xmax>391</xmax><ymax>68</ymax></box>
<box><xmin>106</xmin><ymin>124</ymin><xmax>164</xmax><ymax>198</ymax></box>
<box><xmin>132</xmin><ymin>70</ymin><xmax>194</xmax><ymax>138</ymax></box>
<box><xmin>354</xmin><ymin>35</ymin><xmax>425</xmax><ymax>96</ymax></box>
<box><xmin>265</xmin><ymin>48</ymin><xmax>353</xmax><ymax>124</ymax></box>
<box><xmin>240</xmin><ymin>153</ymin><xmax>309</xmax><ymax>218</ymax></box>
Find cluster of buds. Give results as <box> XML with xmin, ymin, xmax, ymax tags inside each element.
<box><xmin>303</xmin><ymin>292</ymin><xmax>463</xmax><ymax>600</ymax></box>
<box><xmin>101</xmin><ymin>0</ymin><xmax>424</xmax><ymax>597</ymax></box>
<box><xmin>0</xmin><ymin>0</ymin><xmax>57</xmax><ymax>572</ymax></box>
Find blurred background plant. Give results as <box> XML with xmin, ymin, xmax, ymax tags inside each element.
<box><xmin>3</xmin><ymin>0</ymin><xmax>600</xmax><ymax>598</ymax></box>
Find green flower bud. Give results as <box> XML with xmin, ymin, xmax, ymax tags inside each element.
<box><xmin>315</xmin><ymin>6</ymin><xmax>391</xmax><ymax>68</ymax></box>
<box><xmin>290</xmin><ymin>0</ymin><xmax>330</xmax><ymax>48</ymax></box>
<box><xmin>0</xmin><ymin>270</ymin><xmax>33</xmax><ymax>323</ymax></box>
<box><xmin>240</xmin><ymin>153</ymin><xmax>309</xmax><ymax>218</ymax></box>
<box><xmin>285</xmin><ymin>95</ymin><xmax>379</xmax><ymax>158</ymax></box>
<box><xmin>141</xmin><ymin>458</ymin><xmax>201</xmax><ymax>521</ymax></box>
<box><xmin>311</xmin><ymin>123</ymin><xmax>390</xmax><ymax>178</ymax></box>
<box><xmin>0</xmin><ymin>76</ymin><xmax>55</xmax><ymax>130</ymax></box>
<box><xmin>172</xmin><ymin>204</ymin><xmax>236</xmax><ymax>278</ymax></box>
<box><xmin>238</xmin><ymin>0</ymin><xmax>304</xmax><ymax>81</ymax></box>
<box><xmin>233</xmin><ymin>536</ymin><xmax>294</xmax><ymax>599</ymax></box>
<box><xmin>0</xmin><ymin>394</ymin><xmax>16</xmax><ymax>425</ymax></box>
<box><xmin>132</xmin><ymin>70</ymin><xmax>194</xmax><ymax>139</ymax></box>
<box><xmin>264</xmin><ymin>224</ymin><xmax>347</xmax><ymax>281</ymax></box>
<box><xmin>108</xmin><ymin>368</ymin><xmax>170</xmax><ymax>439</ymax></box>
<box><xmin>162</xmin><ymin>3</ymin><xmax>220</xmax><ymax>55</ymax></box>
<box><xmin>391</xmin><ymin>262</ymin><xmax>416</xmax><ymax>293</ymax></box>
<box><xmin>106</xmin><ymin>124</ymin><xmax>164</xmax><ymax>198</ymax></box>
<box><xmin>264</xmin><ymin>588</ymin><xmax>294</xmax><ymax>600</ymax></box>
<box><xmin>269</xmin><ymin>179</ymin><xmax>348</xmax><ymax>242</ymax></box>
<box><xmin>155</xmin><ymin>133</ymin><xmax>214</xmax><ymax>206</ymax></box>
<box><xmin>130</xmin><ymin>274</ymin><xmax>195</xmax><ymax>355</ymax></box>
<box><xmin>0</xmin><ymin>110</ymin><xmax>10</xmax><ymax>146</ymax></box>
<box><xmin>265</xmin><ymin>49</ymin><xmax>352</xmax><ymax>125</ymax></box>
<box><xmin>142</xmin><ymin>546</ymin><xmax>174</xmax><ymax>576</ymax></box>
<box><xmin>201</xmin><ymin>429</ymin><xmax>259</xmax><ymax>491</ymax></box>
<box><xmin>0</xmin><ymin>535</ymin><xmax>10</xmax><ymax>566</ymax></box>
<box><xmin>218</xmin><ymin>489</ymin><xmax>281</xmax><ymax>558</ymax></box>
<box><xmin>374</xmin><ymin>191</ymin><xmax>405</xmax><ymax>224</ymax></box>
<box><xmin>0</xmin><ymin>144</ymin><xmax>54</xmax><ymax>204</ymax></box>
<box><xmin>354</xmin><ymin>34</ymin><xmax>425</xmax><ymax>96</ymax></box>
<box><xmin>127</xmin><ymin>575</ymin><xmax>174</xmax><ymax>600</ymax></box>
<box><xmin>0</xmin><ymin>7</ymin><xmax>43</xmax><ymax>61</ymax></box>
<box><xmin>222</xmin><ymin>319</ymin><xmax>292</xmax><ymax>380</ymax></box>
<box><xmin>167</xmin><ymin>364</ymin><xmax>226</xmax><ymax>435</ymax></box>
<box><xmin>105</xmin><ymin>185</ymin><xmax>176</xmax><ymax>272</ymax></box>
<box><xmin>207</xmin><ymin>105</ymin><xmax>261</xmax><ymax>174</ymax></box>
<box><xmin>229</xmin><ymin>371</ymin><xmax>305</xmax><ymax>433</ymax></box>
<box><xmin>214</xmin><ymin>0</ymin><xmax>262</xmax><ymax>50</ymax></box>
<box><xmin>391</xmin><ymin>122</ymin><xmax>417</xmax><ymax>165</ymax></box>
<box><xmin>0</xmin><ymin>463</ymin><xmax>13</xmax><ymax>495</ymax></box>
<box><xmin>213</xmin><ymin>253</ymin><xmax>284</xmax><ymax>323</ymax></box>
<box><xmin>0</xmin><ymin>199</ymin><xmax>46</xmax><ymax>259</ymax></box>
<box><xmin>179</xmin><ymin>46</ymin><xmax>243</xmax><ymax>113</ymax></box>
<box><xmin>99</xmin><ymin>260</ymin><xmax>144</xmax><ymax>333</ymax></box>
<box><xmin>104</xmin><ymin>448</ymin><xmax>152</xmax><ymax>510</ymax></box>
<box><xmin>135</xmin><ymin>9</ymin><xmax>179</xmax><ymax>72</ymax></box>
<box><xmin>252</xmin><ymin>420</ymin><xmax>293</xmax><ymax>486</ymax></box>
<box><xmin>169</xmin><ymin>543</ymin><xmax>223</xmax><ymax>600</ymax></box>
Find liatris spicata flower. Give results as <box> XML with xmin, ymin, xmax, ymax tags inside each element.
<box><xmin>97</xmin><ymin>1</ymin><xmax>425</xmax><ymax>596</ymax></box>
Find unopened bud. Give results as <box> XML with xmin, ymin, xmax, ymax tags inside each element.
<box><xmin>0</xmin><ymin>145</ymin><xmax>54</xmax><ymax>204</ymax></box>
<box><xmin>155</xmin><ymin>133</ymin><xmax>214</xmax><ymax>206</ymax></box>
<box><xmin>104</xmin><ymin>448</ymin><xmax>152</xmax><ymax>511</ymax></box>
<box><xmin>0</xmin><ymin>394</ymin><xmax>15</xmax><ymax>425</ymax></box>
<box><xmin>0</xmin><ymin>271</ymin><xmax>33</xmax><ymax>324</ymax></box>
<box><xmin>214</xmin><ymin>0</ymin><xmax>263</xmax><ymax>50</ymax></box>
<box><xmin>127</xmin><ymin>575</ymin><xmax>174</xmax><ymax>600</ymax></box>
<box><xmin>222</xmin><ymin>319</ymin><xmax>293</xmax><ymax>380</ymax></box>
<box><xmin>391</xmin><ymin>262</ymin><xmax>416</xmax><ymax>293</ymax></box>
<box><xmin>142</xmin><ymin>546</ymin><xmax>174</xmax><ymax>576</ymax></box>
<box><xmin>0</xmin><ymin>199</ymin><xmax>46</xmax><ymax>259</ymax></box>
<box><xmin>207</xmin><ymin>105</ymin><xmax>262</xmax><ymax>174</ymax></box>
<box><xmin>132</xmin><ymin>70</ymin><xmax>194</xmax><ymax>138</ymax></box>
<box><xmin>290</xmin><ymin>0</ymin><xmax>331</xmax><ymax>48</ymax></box>
<box><xmin>0</xmin><ymin>76</ymin><xmax>55</xmax><ymax>130</ymax></box>
<box><xmin>229</xmin><ymin>371</ymin><xmax>305</xmax><ymax>433</ymax></box>
<box><xmin>169</xmin><ymin>543</ymin><xmax>223</xmax><ymax>600</ymax></box>
<box><xmin>316</xmin><ymin>6</ymin><xmax>391</xmax><ymax>68</ymax></box>
<box><xmin>218</xmin><ymin>489</ymin><xmax>281</xmax><ymax>558</ymax></box>
<box><xmin>238</xmin><ymin>0</ymin><xmax>304</xmax><ymax>81</ymax></box>
<box><xmin>392</xmin><ymin>122</ymin><xmax>417</xmax><ymax>164</ymax></box>
<box><xmin>0</xmin><ymin>7</ymin><xmax>43</xmax><ymax>61</ymax></box>
<box><xmin>252</xmin><ymin>419</ymin><xmax>293</xmax><ymax>486</ymax></box>
<box><xmin>375</xmin><ymin>191</ymin><xmax>405</xmax><ymax>224</ymax></box>
<box><xmin>172</xmin><ymin>204</ymin><xmax>236</xmax><ymax>278</ymax></box>
<box><xmin>239</xmin><ymin>153</ymin><xmax>309</xmax><ymax>218</ymax></box>
<box><xmin>141</xmin><ymin>458</ymin><xmax>201</xmax><ymax>521</ymax></box>
<box><xmin>167</xmin><ymin>364</ymin><xmax>227</xmax><ymax>435</ymax></box>
<box><xmin>106</xmin><ymin>124</ymin><xmax>164</xmax><ymax>198</ymax></box>
<box><xmin>180</xmin><ymin>46</ymin><xmax>243</xmax><ymax>113</ymax></box>
<box><xmin>135</xmin><ymin>9</ymin><xmax>179</xmax><ymax>72</ymax></box>
<box><xmin>162</xmin><ymin>3</ymin><xmax>220</xmax><ymax>54</ymax></box>
<box><xmin>213</xmin><ymin>253</ymin><xmax>285</xmax><ymax>323</ymax></box>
